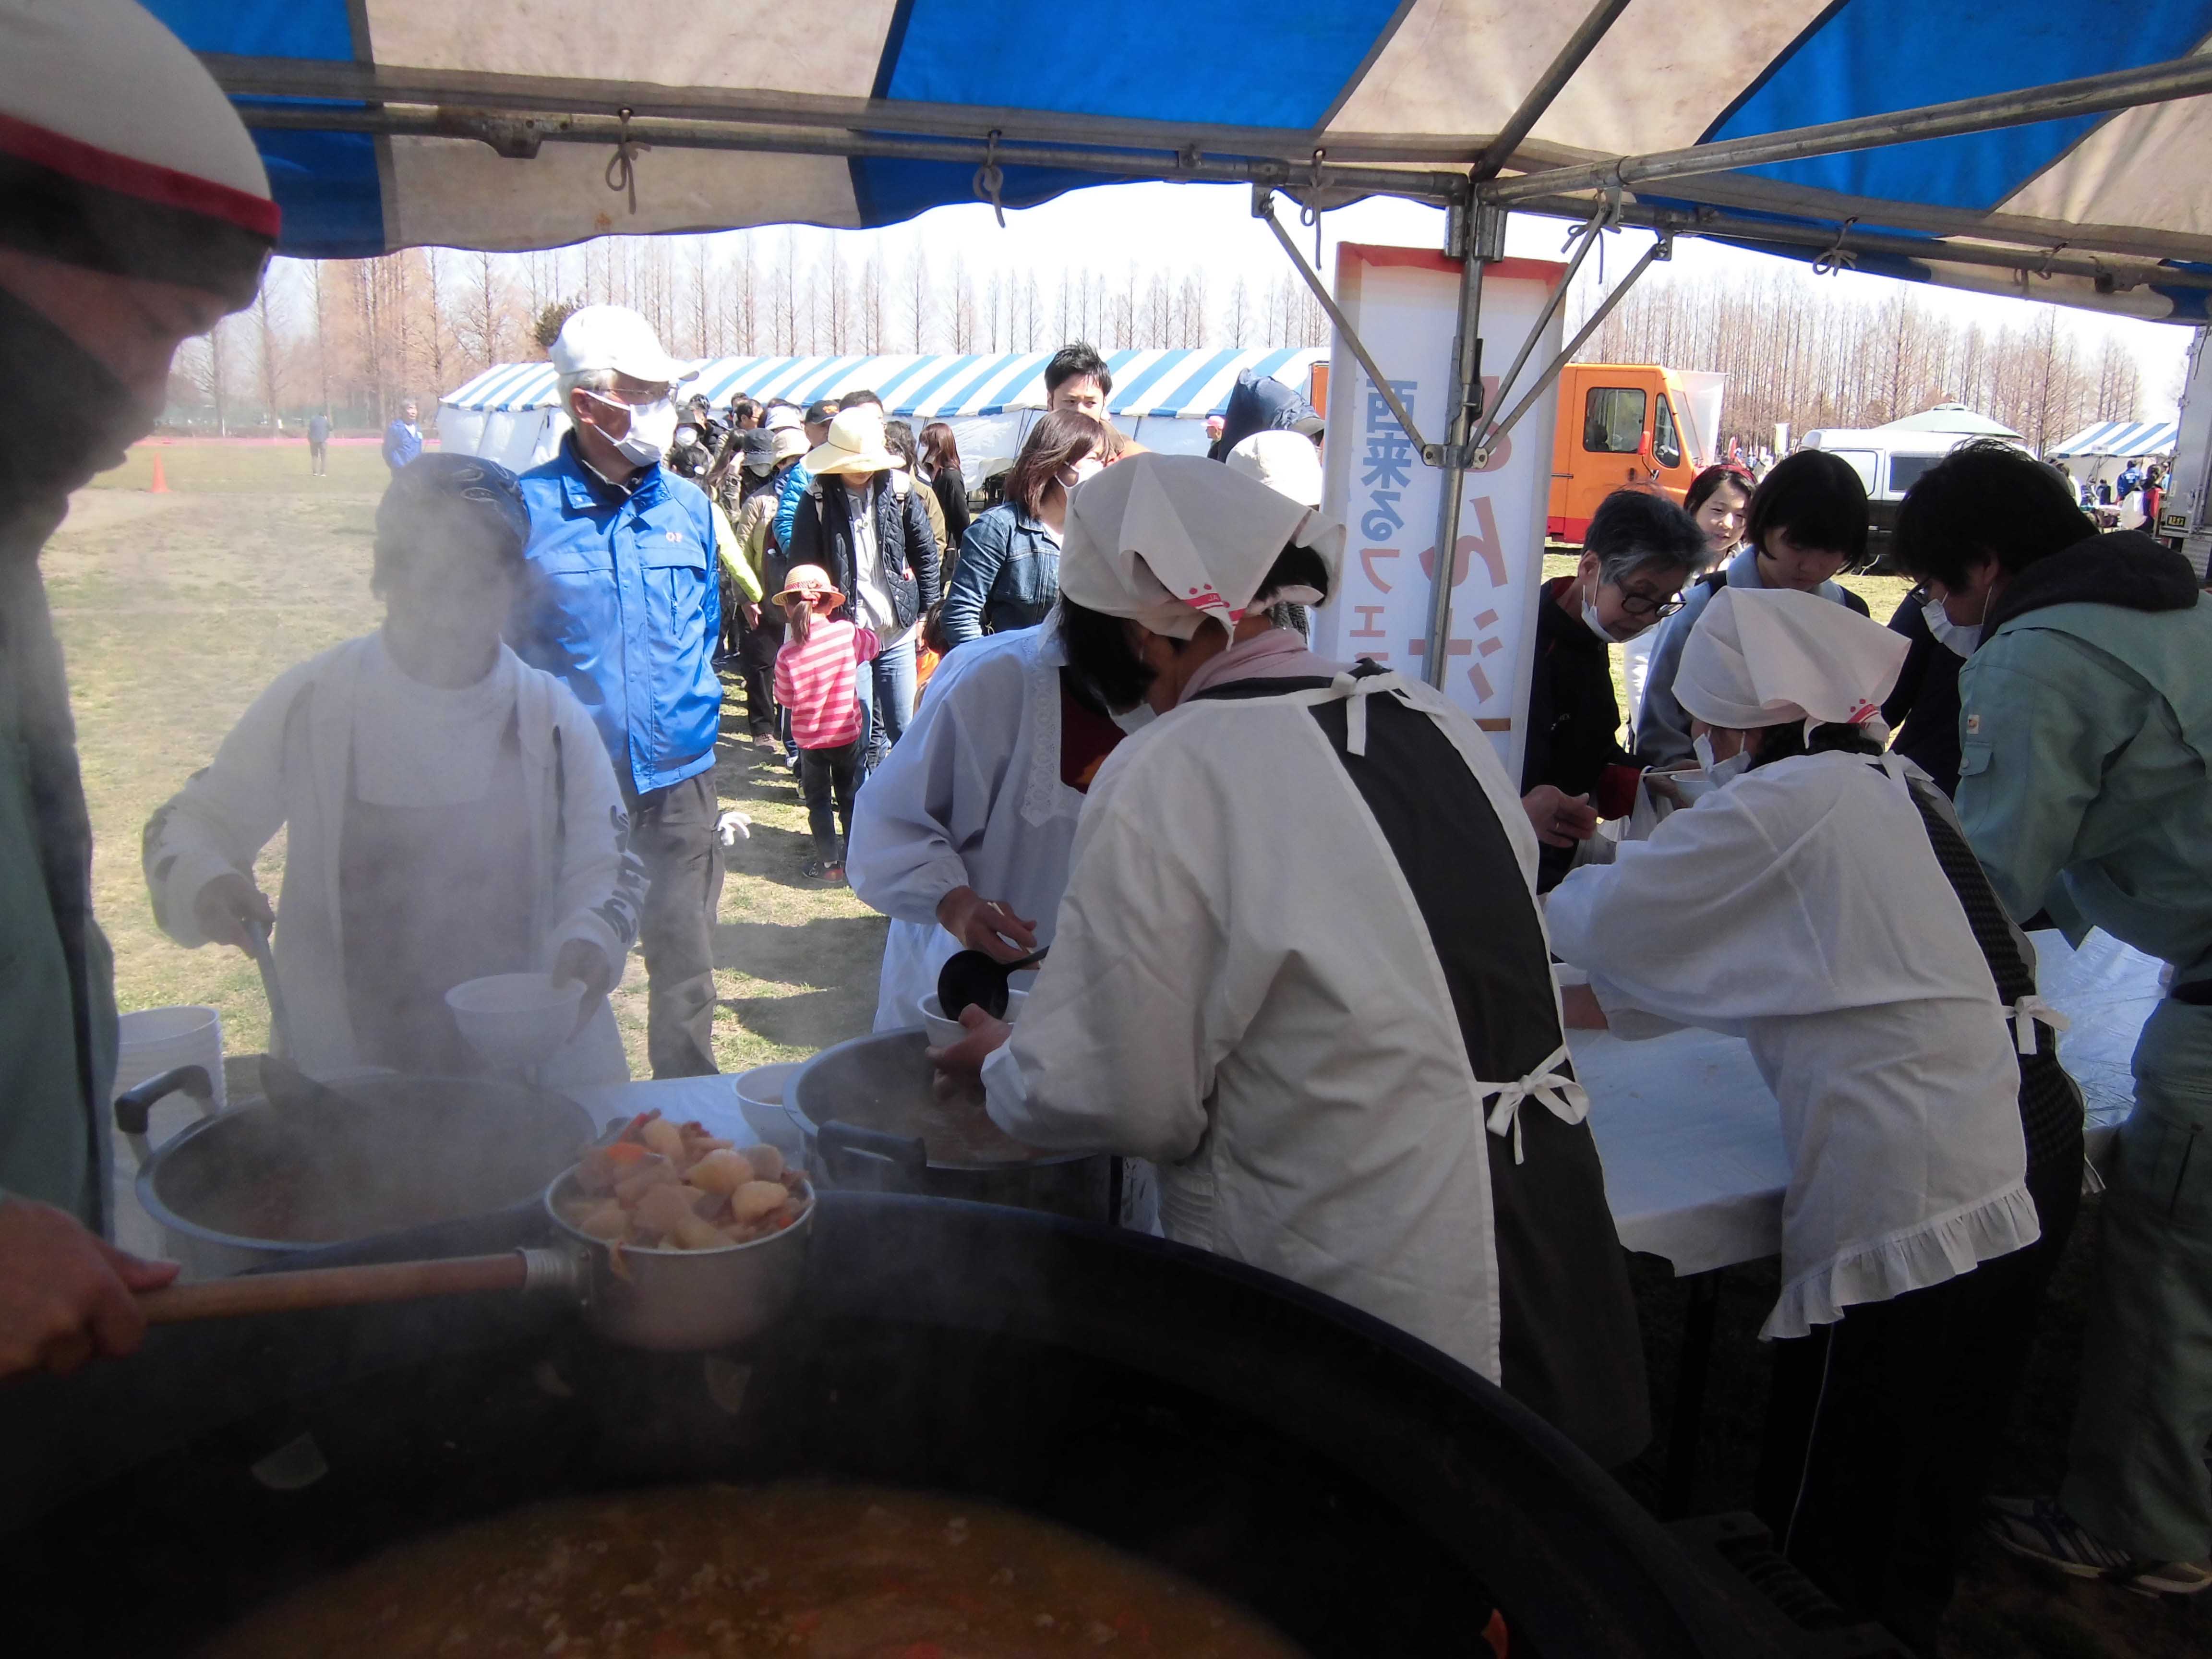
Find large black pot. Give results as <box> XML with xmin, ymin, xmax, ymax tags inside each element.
<box><xmin>1</xmin><ymin>1195</ymin><xmax>1764</xmax><ymax>1658</ymax></box>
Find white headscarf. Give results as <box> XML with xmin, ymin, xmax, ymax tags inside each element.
<box><xmin>1059</xmin><ymin>455</ymin><xmax>1346</xmax><ymax>640</ymax></box>
<box><xmin>1676</xmin><ymin>587</ymin><xmax>1909</xmax><ymax>734</ymax></box>
<box><xmin>1226</xmin><ymin>430</ymin><xmax>1324</xmax><ymax>509</ymax></box>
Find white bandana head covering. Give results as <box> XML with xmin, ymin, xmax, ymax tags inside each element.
<box><xmin>1225</xmin><ymin>430</ymin><xmax>1324</xmax><ymax>510</ymax></box>
<box><xmin>1060</xmin><ymin>455</ymin><xmax>1346</xmax><ymax>640</ymax></box>
<box><xmin>1676</xmin><ymin>586</ymin><xmax>1909</xmax><ymax>733</ymax></box>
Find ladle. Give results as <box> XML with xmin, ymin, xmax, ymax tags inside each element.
<box><xmin>936</xmin><ymin>946</ymin><xmax>1047</xmax><ymax>1022</ymax></box>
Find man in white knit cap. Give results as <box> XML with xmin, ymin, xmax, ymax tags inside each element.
<box><xmin>0</xmin><ymin>0</ymin><xmax>278</xmax><ymax>1378</ymax></box>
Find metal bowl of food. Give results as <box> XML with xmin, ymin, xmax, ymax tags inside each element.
<box><xmin>544</xmin><ymin>1114</ymin><xmax>814</xmax><ymax>1350</ymax></box>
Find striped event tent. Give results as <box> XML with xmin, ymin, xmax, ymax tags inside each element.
<box><xmin>2048</xmin><ymin>418</ymin><xmax>2184</xmax><ymax>457</ymax></box>
<box><xmin>145</xmin><ymin>1</ymin><xmax>2212</xmax><ymax>323</ymax></box>
<box><xmin>437</xmin><ymin>348</ymin><xmax>1325</xmax><ymax>473</ymax></box>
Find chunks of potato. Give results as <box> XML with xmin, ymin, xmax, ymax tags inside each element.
<box><xmin>685</xmin><ymin>1148</ymin><xmax>754</xmax><ymax>1195</ymax></box>
<box><xmin>731</xmin><ymin>1180</ymin><xmax>792</xmax><ymax>1224</ymax></box>
<box><xmin>613</xmin><ymin>1155</ymin><xmax>678</xmax><ymax>1206</ymax></box>
<box><xmin>743</xmin><ymin>1144</ymin><xmax>785</xmax><ymax>1181</ymax></box>
<box><xmin>577</xmin><ymin>1201</ymin><xmax>628</xmax><ymax>1241</ymax></box>
<box><xmin>639</xmin><ymin>1116</ymin><xmax>687</xmax><ymax>1161</ymax></box>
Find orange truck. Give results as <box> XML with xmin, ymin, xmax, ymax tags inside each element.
<box><xmin>1546</xmin><ymin>364</ymin><xmax>1726</xmax><ymax>544</ymax></box>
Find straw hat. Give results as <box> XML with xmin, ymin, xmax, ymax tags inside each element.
<box><xmin>770</xmin><ymin>564</ymin><xmax>844</xmax><ymax>608</ymax></box>
<box><xmin>805</xmin><ymin>406</ymin><xmax>898</xmax><ymax>477</ymax></box>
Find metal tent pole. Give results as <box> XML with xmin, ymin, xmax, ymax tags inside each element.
<box><xmin>1484</xmin><ymin>52</ymin><xmax>2212</xmax><ymax>205</ymax></box>
<box><xmin>1419</xmin><ymin>203</ymin><xmax>1507</xmax><ymax>690</ymax></box>
<box><xmin>1470</xmin><ymin>0</ymin><xmax>1635</xmax><ymax>181</ymax></box>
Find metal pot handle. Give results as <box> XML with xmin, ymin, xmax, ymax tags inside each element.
<box><xmin>113</xmin><ymin>1064</ymin><xmax>219</xmax><ymax>1170</ymax></box>
<box><xmin>816</xmin><ymin>1119</ymin><xmax>928</xmax><ymax>1192</ymax></box>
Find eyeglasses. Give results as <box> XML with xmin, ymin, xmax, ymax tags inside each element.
<box><xmin>1617</xmin><ymin>589</ymin><xmax>1685</xmax><ymax>619</ymax></box>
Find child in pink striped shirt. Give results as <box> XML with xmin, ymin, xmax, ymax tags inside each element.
<box><xmin>771</xmin><ymin>565</ymin><xmax>880</xmax><ymax>881</ymax></box>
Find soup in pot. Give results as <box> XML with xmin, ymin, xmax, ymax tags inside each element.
<box><xmin>206</xmin><ymin>1479</ymin><xmax>1307</xmax><ymax>1659</ymax></box>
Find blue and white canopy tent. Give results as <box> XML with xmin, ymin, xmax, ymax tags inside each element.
<box><xmin>438</xmin><ymin>348</ymin><xmax>1328</xmax><ymax>474</ymax></box>
<box><xmin>145</xmin><ymin>0</ymin><xmax>2212</xmax><ymax>675</ymax></box>
<box><xmin>2050</xmin><ymin>418</ymin><xmax>2184</xmax><ymax>459</ymax></box>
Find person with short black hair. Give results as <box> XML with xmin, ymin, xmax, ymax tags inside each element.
<box><xmin>145</xmin><ymin>455</ymin><xmax>643</xmax><ymax>1085</ymax></box>
<box><xmin>940</xmin><ymin>410</ymin><xmax>1112</xmax><ymax>646</ymax></box>
<box><xmin>1521</xmin><ymin>489</ymin><xmax>1704</xmax><ymax>889</ymax></box>
<box><xmin>1891</xmin><ymin>439</ymin><xmax>2212</xmax><ymax>1599</ymax></box>
<box><xmin>930</xmin><ymin>456</ymin><xmax>1649</xmax><ymax>1468</ymax></box>
<box><xmin>1635</xmin><ymin>449</ymin><xmax>1873</xmax><ymax>767</ymax></box>
<box><xmin>1043</xmin><ymin>343</ymin><xmax>1111</xmax><ymax>416</ymax></box>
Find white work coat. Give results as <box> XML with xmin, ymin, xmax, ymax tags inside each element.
<box><xmin>1546</xmin><ymin>750</ymin><xmax>2038</xmax><ymax>1338</ymax></box>
<box><xmin>848</xmin><ymin>622</ymin><xmax>1091</xmax><ymax>1032</ymax></box>
<box><xmin>980</xmin><ymin>670</ymin><xmax>1559</xmax><ymax>1385</ymax></box>
<box><xmin>144</xmin><ymin>636</ymin><xmax>637</xmax><ymax>1085</ymax></box>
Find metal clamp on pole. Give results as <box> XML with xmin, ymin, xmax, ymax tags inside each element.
<box><xmin>1253</xmin><ymin>184</ymin><xmax>1431</xmax><ymax>457</ymax></box>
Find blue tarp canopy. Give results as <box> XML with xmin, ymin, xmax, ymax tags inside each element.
<box><xmin>142</xmin><ymin>1</ymin><xmax>2212</xmax><ymax>320</ymax></box>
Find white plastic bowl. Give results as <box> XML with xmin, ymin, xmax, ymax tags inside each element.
<box><xmin>445</xmin><ymin>972</ymin><xmax>583</xmax><ymax>1072</ymax></box>
<box><xmin>115</xmin><ymin>1005</ymin><xmax>225</xmax><ymax>1109</ymax></box>
<box><xmin>920</xmin><ymin>988</ymin><xmax>1029</xmax><ymax>1050</ymax></box>
<box><xmin>733</xmin><ymin>1060</ymin><xmax>805</xmax><ymax>1155</ymax></box>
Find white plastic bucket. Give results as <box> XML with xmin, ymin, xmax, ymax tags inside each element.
<box><xmin>114</xmin><ymin>1005</ymin><xmax>225</xmax><ymax>1111</ymax></box>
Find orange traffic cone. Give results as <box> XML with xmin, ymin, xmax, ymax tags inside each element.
<box><xmin>149</xmin><ymin>452</ymin><xmax>169</xmax><ymax>494</ymax></box>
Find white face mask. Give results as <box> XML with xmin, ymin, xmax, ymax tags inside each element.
<box><xmin>1921</xmin><ymin>597</ymin><xmax>1981</xmax><ymax>659</ymax></box>
<box><xmin>1692</xmin><ymin>732</ymin><xmax>1752</xmax><ymax>787</ymax></box>
<box><xmin>1108</xmin><ymin>701</ymin><xmax>1156</xmax><ymax>736</ymax></box>
<box><xmin>1068</xmin><ymin>457</ymin><xmax>1106</xmax><ymax>488</ymax></box>
<box><xmin>1580</xmin><ymin>573</ymin><xmax>1620</xmax><ymax>645</ymax></box>
<box><xmin>590</xmin><ymin>392</ymin><xmax>678</xmax><ymax>468</ymax></box>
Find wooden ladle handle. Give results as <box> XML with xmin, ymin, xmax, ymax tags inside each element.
<box><xmin>136</xmin><ymin>1251</ymin><xmax>541</xmax><ymax>1324</ymax></box>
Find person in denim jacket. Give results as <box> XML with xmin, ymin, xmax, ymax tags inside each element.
<box><xmin>940</xmin><ymin>410</ymin><xmax>1113</xmax><ymax>648</ymax></box>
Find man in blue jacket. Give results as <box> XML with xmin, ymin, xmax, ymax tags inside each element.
<box><xmin>382</xmin><ymin>398</ymin><xmax>422</xmax><ymax>472</ymax></box>
<box><xmin>510</xmin><ymin>306</ymin><xmax>724</xmax><ymax>1078</ymax></box>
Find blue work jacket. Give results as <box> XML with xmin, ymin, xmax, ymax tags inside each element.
<box><xmin>511</xmin><ymin>440</ymin><xmax>722</xmax><ymax>795</ymax></box>
<box><xmin>382</xmin><ymin>418</ymin><xmax>421</xmax><ymax>471</ymax></box>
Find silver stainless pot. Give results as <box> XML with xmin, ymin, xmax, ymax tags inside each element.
<box><xmin>787</xmin><ymin>1030</ymin><xmax>1117</xmax><ymax>1223</ymax></box>
<box><xmin>115</xmin><ymin>1063</ymin><xmax>594</xmax><ymax>1278</ymax></box>
<box><xmin>541</xmin><ymin>1170</ymin><xmax>815</xmax><ymax>1350</ymax></box>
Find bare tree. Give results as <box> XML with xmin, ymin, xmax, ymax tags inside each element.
<box><xmin>251</xmin><ymin>278</ymin><xmax>286</xmax><ymax>421</ymax></box>
<box><xmin>950</xmin><ymin>254</ymin><xmax>978</xmax><ymax>352</ymax></box>
<box><xmin>1224</xmin><ymin>275</ymin><xmax>1253</xmax><ymax>348</ymax></box>
<box><xmin>859</xmin><ymin>255</ymin><xmax>887</xmax><ymax>354</ymax></box>
<box><xmin>903</xmin><ymin>245</ymin><xmax>930</xmax><ymax>352</ymax></box>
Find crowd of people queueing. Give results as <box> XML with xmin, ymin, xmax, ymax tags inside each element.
<box><xmin>7</xmin><ymin>20</ymin><xmax>2212</xmax><ymax>1659</ymax></box>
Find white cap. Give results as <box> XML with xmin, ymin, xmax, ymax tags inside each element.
<box><xmin>549</xmin><ymin>305</ymin><xmax>694</xmax><ymax>387</ymax></box>
<box><xmin>764</xmin><ymin>405</ymin><xmax>804</xmax><ymax>432</ymax></box>
<box><xmin>1676</xmin><ymin>587</ymin><xmax>1909</xmax><ymax>733</ymax></box>
<box><xmin>1226</xmin><ymin>430</ymin><xmax>1323</xmax><ymax>510</ymax></box>
<box><xmin>1061</xmin><ymin>455</ymin><xmax>1344</xmax><ymax>641</ymax></box>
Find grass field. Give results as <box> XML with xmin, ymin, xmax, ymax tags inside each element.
<box><xmin>60</xmin><ymin>443</ymin><xmax>2202</xmax><ymax>1657</ymax></box>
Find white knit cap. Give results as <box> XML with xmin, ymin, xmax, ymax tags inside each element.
<box><xmin>1226</xmin><ymin>429</ymin><xmax>1324</xmax><ymax>510</ymax></box>
<box><xmin>1060</xmin><ymin>454</ymin><xmax>1345</xmax><ymax>640</ymax></box>
<box><xmin>2</xmin><ymin>0</ymin><xmax>276</xmax><ymax>301</ymax></box>
<box><xmin>1676</xmin><ymin>586</ymin><xmax>1909</xmax><ymax>732</ymax></box>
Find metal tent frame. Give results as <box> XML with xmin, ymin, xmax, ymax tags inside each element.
<box><xmin>203</xmin><ymin>3</ymin><xmax>2212</xmax><ymax>688</ymax></box>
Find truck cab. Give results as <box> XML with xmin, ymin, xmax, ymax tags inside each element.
<box><xmin>1547</xmin><ymin>364</ymin><xmax>1723</xmax><ymax>544</ymax></box>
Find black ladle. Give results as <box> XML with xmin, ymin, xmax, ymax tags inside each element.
<box><xmin>937</xmin><ymin>946</ymin><xmax>1048</xmax><ymax>1022</ymax></box>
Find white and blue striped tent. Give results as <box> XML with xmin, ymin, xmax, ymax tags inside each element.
<box><xmin>144</xmin><ymin>1</ymin><xmax>2212</xmax><ymax>322</ymax></box>
<box><xmin>2049</xmin><ymin>418</ymin><xmax>2183</xmax><ymax>458</ymax></box>
<box><xmin>438</xmin><ymin>348</ymin><xmax>1324</xmax><ymax>473</ymax></box>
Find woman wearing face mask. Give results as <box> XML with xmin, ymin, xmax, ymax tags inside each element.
<box><xmin>1549</xmin><ymin>587</ymin><xmax>2076</xmax><ymax>1653</ymax></box>
<box><xmin>1634</xmin><ymin>451</ymin><xmax>1874</xmax><ymax>769</ymax></box>
<box><xmin>1519</xmin><ymin>489</ymin><xmax>1706</xmax><ymax>890</ymax></box>
<box><xmin>786</xmin><ymin>406</ymin><xmax>943</xmax><ymax>769</ymax></box>
<box><xmin>938</xmin><ymin>410</ymin><xmax>1113</xmax><ymax>648</ymax></box>
<box><xmin>143</xmin><ymin>457</ymin><xmax>645</xmax><ymax>1084</ymax></box>
<box><xmin>928</xmin><ymin>457</ymin><xmax>1649</xmax><ymax>1468</ymax></box>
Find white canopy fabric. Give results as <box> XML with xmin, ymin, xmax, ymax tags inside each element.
<box><xmin>136</xmin><ymin>1</ymin><xmax>2212</xmax><ymax>323</ymax></box>
<box><xmin>1873</xmin><ymin>405</ymin><xmax>2022</xmax><ymax>438</ymax></box>
<box><xmin>2049</xmin><ymin>418</ymin><xmax>2183</xmax><ymax>457</ymax></box>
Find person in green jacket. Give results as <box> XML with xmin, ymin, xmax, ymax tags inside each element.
<box><xmin>0</xmin><ymin>0</ymin><xmax>277</xmax><ymax>1378</ymax></box>
<box><xmin>1893</xmin><ymin>439</ymin><xmax>2212</xmax><ymax>1599</ymax></box>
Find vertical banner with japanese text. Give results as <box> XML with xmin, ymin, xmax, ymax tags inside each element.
<box><xmin>1313</xmin><ymin>245</ymin><xmax>1566</xmax><ymax>780</ymax></box>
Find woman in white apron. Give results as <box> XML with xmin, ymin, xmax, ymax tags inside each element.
<box><xmin>1546</xmin><ymin>586</ymin><xmax>2073</xmax><ymax>1653</ymax></box>
<box><xmin>932</xmin><ymin>457</ymin><xmax>1649</xmax><ymax>1468</ymax></box>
